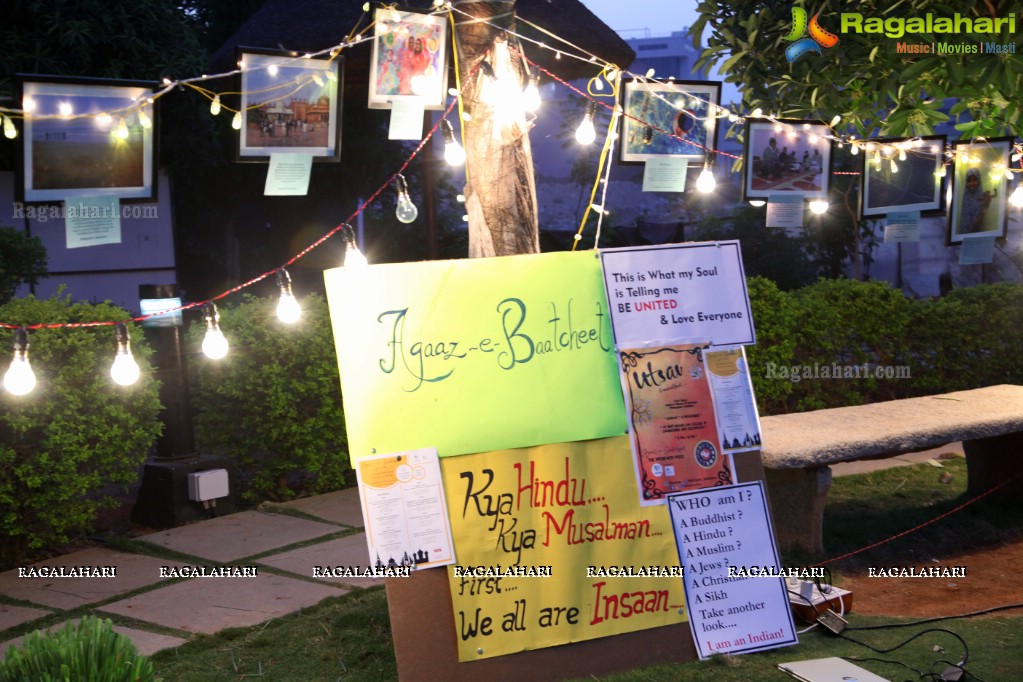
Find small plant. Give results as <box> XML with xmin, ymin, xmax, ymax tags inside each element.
<box><xmin>0</xmin><ymin>616</ymin><xmax>155</xmax><ymax>681</ymax></box>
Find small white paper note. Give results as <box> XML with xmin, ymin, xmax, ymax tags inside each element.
<box><xmin>959</xmin><ymin>233</ymin><xmax>996</xmax><ymax>264</ymax></box>
<box><xmin>264</xmin><ymin>153</ymin><xmax>313</xmax><ymax>196</ymax></box>
<box><xmin>642</xmin><ymin>157</ymin><xmax>688</xmax><ymax>192</ymax></box>
<box><xmin>765</xmin><ymin>194</ymin><xmax>803</xmax><ymax>229</ymax></box>
<box><xmin>884</xmin><ymin>211</ymin><xmax>921</xmax><ymax>243</ymax></box>
<box><xmin>389</xmin><ymin>98</ymin><xmax>425</xmax><ymax>140</ymax></box>
<box><xmin>66</xmin><ymin>196</ymin><xmax>121</xmax><ymax>249</ymax></box>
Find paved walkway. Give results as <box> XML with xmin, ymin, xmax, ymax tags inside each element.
<box><xmin>0</xmin><ymin>443</ymin><xmax>965</xmax><ymax>658</ymax></box>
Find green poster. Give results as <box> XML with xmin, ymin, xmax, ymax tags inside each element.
<box><xmin>324</xmin><ymin>251</ymin><xmax>626</xmax><ymax>461</ymax></box>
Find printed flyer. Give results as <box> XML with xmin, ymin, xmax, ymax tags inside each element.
<box><xmin>705</xmin><ymin>346</ymin><xmax>762</xmax><ymax>453</ymax></box>
<box><xmin>619</xmin><ymin>343</ymin><xmax>733</xmax><ymax>505</ymax></box>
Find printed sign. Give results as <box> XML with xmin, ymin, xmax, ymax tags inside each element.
<box><xmin>706</xmin><ymin>346</ymin><xmax>762</xmax><ymax>453</ymax></box>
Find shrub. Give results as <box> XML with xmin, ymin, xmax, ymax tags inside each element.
<box><xmin>0</xmin><ymin>616</ymin><xmax>154</xmax><ymax>681</ymax></box>
<box><xmin>187</xmin><ymin>293</ymin><xmax>349</xmax><ymax>502</ymax></box>
<box><xmin>0</xmin><ymin>295</ymin><xmax>161</xmax><ymax>567</ymax></box>
<box><xmin>0</xmin><ymin>227</ymin><xmax>47</xmax><ymax>305</ymax></box>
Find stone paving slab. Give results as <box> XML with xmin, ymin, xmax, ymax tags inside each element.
<box><xmin>137</xmin><ymin>510</ymin><xmax>340</xmax><ymax>563</ymax></box>
<box><xmin>0</xmin><ymin>548</ymin><xmax>171</xmax><ymax>610</ymax></box>
<box><xmin>99</xmin><ymin>572</ymin><xmax>345</xmax><ymax>634</ymax></box>
<box><xmin>0</xmin><ymin>603</ymin><xmax>51</xmax><ymax>632</ymax></box>
<box><xmin>257</xmin><ymin>533</ymin><xmax>386</xmax><ymax>588</ymax></box>
<box><xmin>0</xmin><ymin>618</ymin><xmax>188</xmax><ymax>658</ymax></box>
<box><xmin>277</xmin><ymin>488</ymin><xmax>365</xmax><ymax>527</ymax></box>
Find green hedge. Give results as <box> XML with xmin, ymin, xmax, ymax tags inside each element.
<box><xmin>0</xmin><ymin>295</ymin><xmax>161</xmax><ymax>568</ymax></box>
<box><xmin>747</xmin><ymin>278</ymin><xmax>1023</xmax><ymax>414</ymax></box>
<box><xmin>187</xmin><ymin>293</ymin><xmax>349</xmax><ymax>502</ymax></box>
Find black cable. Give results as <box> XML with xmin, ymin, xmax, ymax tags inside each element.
<box><xmin>846</xmin><ymin>601</ymin><xmax>1023</xmax><ymax>630</ymax></box>
<box><xmin>843</xmin><ymin>654</ymin><xmax>929</xmax><ymax>679</ymax></box>
<box><xmin>839</xmin><ymin>627</ymin><xmax>969</xmax><ymax>666</ymax></box>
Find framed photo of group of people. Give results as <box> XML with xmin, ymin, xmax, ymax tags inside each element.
<box><xmin>742</xmin><ymin>119</ymin><xmax>832</xmax><ymax>201</ymax></box>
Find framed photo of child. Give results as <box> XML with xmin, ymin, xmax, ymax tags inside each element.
<box><xmin>947</xmin><ymin>137</ymin><xmax>1012</xmax><ymax>244</ymax></box>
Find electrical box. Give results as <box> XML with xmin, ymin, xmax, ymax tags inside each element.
<box><xmin>187</xmin><ymin>468</ymin><xmax>230</xmax><ymax>502</ymax></box>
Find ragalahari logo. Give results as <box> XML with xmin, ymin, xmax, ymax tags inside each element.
<box><xmin>784</xmin><ymin>7</ymin><xmax>839</xmax><ymax>62</ymax></box>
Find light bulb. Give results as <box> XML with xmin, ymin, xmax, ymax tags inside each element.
<box><xmin>851</xmin><ymin>144</ymin><xmax>859</xmax><ymax>156</ymax></box>
<box><xmin>114</xmin><ymin>118</ymin><xmax>129</xmax><ymax>139</ymax></box>
<box><xmin>1010</xmin><ymin>184</ymin><xmax>1023</xmax><ymax>208</ymax></box>
<box><xmin>523</xmin><ymin>73</ymin><xmax>541</xmax><ymax>113</ymax></box>
<box><xmin>890</xmin><ymin>159</ymin><xmax>899</xmax><ymax>173</ymax></box>
<box><xmin>137</xmin><ymin>109</ymin><xmax>152</xmax><ymax>129</ymax></box>
<box><xmin>809</xmin><ymin>200</ymin><xmax>830</xmax><ymax>215</ymax></box>
<box><xmin>201</xmin><ymin>303</ymin><xmax>229</xmax><ymax>360</ymax></box>
<box><xmin>210</xmin><ymin>95</ymin><xmax>222</xmax><ymax>116</ymax></box>
<box><xmin>440</xmin><ymin>119</ymin><xmax>466</xmax><ymax>166</ymax></box>
<box><xmin>575</xmin><ymin>101</ymin><xmax>597</xmax><ymax>145</ymax></box>
<box><xmin>696</xmin><ymin>167</ymin><xmax>716</xmax><ymax>193</ymax></box>
<box><xmin>232</xmin><ymin>111</ymin><xmax>242</xmax><ymax>130</ymax></box>
<box><xmin>342</xmin><ymin>224</ymin><xmax>368</xmax><ymax>267</ymax></box>
<box><xmin>2</xmin><ymin>115</ymin><xmax>16</xmax><ymax>139</ymax></box>
<box><xmin>275</xmin><ymin>269</ymin><xmax>301</xmax><ymax>323</ymax></box>
<box><xmin>4</xmin><ymin>328</ymin><xmax>35</xmax><ymax>396</ymax></box>
<box><xmin>110</xmin><ymin>324</ymin><xmax>140</xmax><ymax>386</ymax></box>
<box><xmin>394</xmin><ymin>174</ymin><xmax>418</xmax><ymax>223</ymax></box>
<box><xmin>749</xmin><ymin>200</ymin><xmax>766</xmax><ymax>207</ymax></box>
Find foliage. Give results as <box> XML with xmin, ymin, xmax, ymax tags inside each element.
<box><xmin>0</xmin><ymin>295</ymin><xmax>162</xmax><ymax>567</ymax></box>
<box><xmin>0</xmin><ymin>616</ymin><xmax>154</xmax><ymax>682</ymax></box>
<box><xmin>187</xmin><ymin>293</ymin><xmax>349</xmax><ymax>502</ymax></box>
<box><xmin>692</xmin><ymin>0</ymin><xmax>1022</xmax><ymax>139</ymax></box>
<box><xmin>0</xmin><ymin>227</ymin><xmax>47</xmax><ymax>305</ymax></box>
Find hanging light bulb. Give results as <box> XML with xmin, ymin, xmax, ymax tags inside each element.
<box><xmin>201</xmin><ymin>302</ymin><xmax>229</xmax><ymax>360</ymax></box>
<box><xmin>342</xmin><ymin>224</ymin><xmax>368</xmax><ymax>267</ymax></box>
<box><xmin>137</xmin><ymin>109</ymin><xmax>152</xmax><ymax>129</ymax></box>
<box><xmin>440</xmin><ymin>119</ymin><xmax>466</xmax><ymax>166</ymax></box>
<box><xmin>210</xmin><ymin>95</ymin><xmax>222</xmax><ymax>116</ymax></box>
<box><xmin>575</xmin><ymin>101</ymin><xmax>598</xmax><ymax>145</ymax></box>
<box><xmin>523</xmin><ymin>71</ymin><xmax>541</xmax><ymax>113</ymax></box>
<box><xmin>275</xmin><ymin>269</ymin><xmax>301</xmax><ymax>323</ymax></box>
<box><xmin>809</xmin><ymin>200</ymin><xmax>830</xmax><ymax>214</ymax></box>
<box><xmin>394</xmin><ymin>174</ymin><xmax>418</xmax><ymax>223</ymax></box>
<box><xmin>231</xmin><ymin>111</ymin><xmax>242</xmax><ymax>130</ymax></box>
<box><xmin>936</xmin><ymin>164</ymin><xmax>947</xmax><ymax>178</ymax></box>
<box><xmin>110</xmin><ymin>323</ymin><xmax>140</xmax><ymax>386</ymax></box>
<box><xmin>643</xmin><ymin>126</ymin><xmax>654</xmax><ymax>145</ymax></box>
<box><xmin>114</xmin><ymin>118</ymin><xmax>129</xmax><ymax>139</ymax></box>
<box><xmin>890</xmin><ymin>159</ymin><xmax>899</xmax><ymax>173</ymax></box>
<box><xmin>749</xmin><ymin>200</ymin><xmax>766</xmax><ymax>207</ymax></box>
<box><xmin>696</xmin><ymin>165</ymin><xmax>716</xmax><ymax>193</ymax></box>
<box><xmin>1010</xmin><ymin>184</ymin><xmax>1023</xmax><ymax>208</ymax></box>
<box><xmin>3</xmin><ymin>327</ymin><xmax>35</xmax><ymax>396</ymax></box>
<box><xmin>2</xmin><ymin>115</ymin><xmax>17</xmax><ymax>139</ymax></box>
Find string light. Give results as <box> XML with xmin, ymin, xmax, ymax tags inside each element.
<box><xmin>137</xmin><ymin>109</ymin><xmax>152</xmax><ymax>129</ymax></box>
<box><xmin>231</xmin><ymin>112</ymin><xmax>242</xmax><ymax>130</ymax></box>
<box><xmin>3</xmin><ymin>328</ymin><xmax>35</xmax><ymax>396</ymax></box>
<box><xmin>110</xmin><ymin>323</ymin><xmax>140</xmax><ymax>386</ymax></box>
<box><xmin>393</xmin><ymin>174</ymin><xmax>418</xmax><ymax>224</ymax></box>
<box><xmin>696</xmin><ymin>160</ymin><xmax>716</xmax><ymax>194</ymax></box>
<box><xmin>575</xmin><ymin>101</ymin><xmax>598</xmax><ymax>145</ymax></box>
<box><xmin>201</xmin><ymin>303</ymin><xmax>229</xmax><ymax>360</ymax></box>
<box><xmin>210</xmin><ymin>95</ymin><xmax>222</xmax><ymax>116</ymax></box>
<box><xmin>1011</xmin><ymin>184</ymin><xmax>1023</xmax><ymax>208</ymax></box>
<box><xmin>342</xmin><ymin>224</ymin><xmax>368</xmax><ymax>267</ymax></box>
<box><xmin>809</xmin><ymin>200</ymin><xmax>830</xmax><ymax>215</ymax></box>
<box><xmin>114</xmin><ymin>118</ymin><xmax>129</xmax><ymax>139</ymax></box>
<box><xmin>440</xmin><ymin>119</ymin><xmax>466</xmax><ymax>166</ymax></box>
<box><xmin>275</xmin><ymin>269</ymin><xmax>301</xmax><ymax>324</ymax></box>
<box><xmin>523</xmin><ymin>71</ymin><xmax>541</xmax><ymax>113</ymax></box>
<box><xmin>2</xmin><ymin>115</ymin><xmax>17</xmax><ymax>139</ymax></box>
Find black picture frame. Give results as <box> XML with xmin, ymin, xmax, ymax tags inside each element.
<box><xmin>618</xmin><ymin>79</ymin><xmax>721</xmax><ymax>165</ymax></box>
<box><xmin>947</xmin><ymin>137</ymin><xmax>1013</xmax><ymax>245</ymax></box>
<box><xmin>861</xmin><ymin>135</ymin><xmax>947</xmax><ymax>218</ymax></box>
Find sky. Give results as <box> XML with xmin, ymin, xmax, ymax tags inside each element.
<box><xmin>579</xmin><ymin>0</ymin><xmax>701</xmax><ymax>39</ymax></box>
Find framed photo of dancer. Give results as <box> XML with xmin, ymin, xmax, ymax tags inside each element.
<box><xmin>237</xmin><ymin>48</ymin><xmax>342</xmax><ymax>162</ymax></box>
<box><xmin>743</xmin><ymin>118</ymin><xmax>831</xmax><ymax>201</ymax></box>
<box><xmin>619</xmin><ymin>79</ymin><xmax>721</xmax><ymax>165</ymax></box>
<box><xmin>947</xmin><ymin>137</ymin><xmax>1012</xmax><ymax>245</ymax></box>
<box><xmin>368</xmin><ymin>9</ymin><xmax>448</xmax><ymax>110</ymax></box>
<box><xmin>861</xmin><ymin>135</ymin><xmax>946</xmax><ymax>218</ymax></box>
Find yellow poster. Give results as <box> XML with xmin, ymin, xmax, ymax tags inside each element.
<box><xmin>443</xmin><ymin>436</ymin><xmax>687</xmax><ymax>661</ymax></box>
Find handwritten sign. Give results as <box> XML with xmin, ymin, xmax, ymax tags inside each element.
<box><xmin>444</xmin><ymin>436</ymin><xmax>686</xmax><ymax>660</ymax></box>
<box><xmin>324</xmin><ymin>251</ymin><xmax>626</xmax><ymax>461</ymax></box>
<box><xmin>668</xmin><ymin>482</ymin><xmax>797</xmax><ymax>659</ymax></box>
<box><xmin>600</xmin><ymin>241</ymin><xmax>754</xmax><ymax>348</ymax></box>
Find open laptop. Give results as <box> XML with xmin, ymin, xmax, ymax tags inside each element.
<box><xmin>777</xmin><ymin>657</ymin><xmax>890</xmax><ymax>682</ymax></box>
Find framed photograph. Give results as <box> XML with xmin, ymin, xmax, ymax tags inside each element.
<box><xmin>619</xmin><ymin>79</ymin><xmax>721</xmax><ymax>164</ymax></box>
<box><xmin>18</xmin><ymin>75</ymin><xmax>157</xmax><ymax>203</ymax></box>
<box><xmin>743</xmin><ymin>119</ymin><xmax>832</xmax><ymax>201</ymax></box>
<box><xmin>947</xmin><ymin>137</ymin><xmax>1012</xmax><ymax>244</ymax></box>
<box><xmin>237</xmin><ymin>48</ymin><xmax>342</xmax><ymax>162</ymax></box>
<box><xmin>368</xmin><ymin>8</ymin><xmax>449</xmax><ymax>110</ymax></box>
<box><xmin>861</xmin><ymin>135</ymin><xmax>946</xmax><ymax>218</ymax></box>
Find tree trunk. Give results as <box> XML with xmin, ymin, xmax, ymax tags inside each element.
<box><xmin>454</xmin><ymin>1</ymin><xmax>540</xmax><ymax>257</ymax></box>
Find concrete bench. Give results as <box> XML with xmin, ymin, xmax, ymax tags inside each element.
<box><xmin>760</xmin><ymin>384</ymin><xmax>1023</xmax><ymax>554</ymax></box>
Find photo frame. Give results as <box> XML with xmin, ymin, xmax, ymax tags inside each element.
<box><xmin>619</xmin><ymin>79</ymin><xmax>721</xmax><ymax>164</ymax></box>
<box><xmin>743</xmin><ymin>119</ymin><xmax>832</xmax><ymax>201</ymax></box>
<box><xmin>237</xmin><ymin>48</ymin><xmax>342</xmax><ymax>162</ymax></box>
<box><xmin>861</xmin><ymin>135</ymin><xmax>947</xmax><ymax>218</ymax></box>
<box><xmin>18</xmin><ymin>75</ymin><xmax>157</xmax><ymax>203</ymax></box>
<box><xmin>947</xmin><ymin>137</ymin><xmax>1013</xmax><ymax>244</ymax></box>
<box><xmin>368</xmin><ymin>8</ymin><xmax>449</xmax><ymax>110</ymax></box>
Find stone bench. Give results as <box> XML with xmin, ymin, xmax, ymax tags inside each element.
<box><xmin>759</xmin><ymin>384</ymin><xmax>1023</xmax><ymax>554</ymax></box>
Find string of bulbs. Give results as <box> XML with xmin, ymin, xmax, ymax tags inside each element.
<box><xmin>3</xmin><ymin>2</ymin><xmax>1023</xmax><ymax>395</ymax></box>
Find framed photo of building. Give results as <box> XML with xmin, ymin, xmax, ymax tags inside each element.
<box><xmin>861</xmin><ymin>136</ymin><xmax>946</xmax><ymax>217</ymax></box>
<box><xmin>947</xmin><ymin>137</ymin><xmax>1012</xmax><ymax>244</ymax></box>
<box><xmin>742</xmin><ymin>119</ymin><xmax>832</xmax><ymax>201</ymax></box>
<box><xmin>237</xmin><ymin>48</ymin><xmax>342</xmax><ymax>162</ymax></box>
<box><xmin>18</xmin><ymin>75</ymin><xmax>157</xmax><ymax>203</ymax></box>
<box><xmin>619</xmin><ymin>79</ymin><xmax>721</xmax><ymax>165</ymax></box>
<box><xmin>368</xmin><ymin>9</ymin><xmax>449</xmax><ymax>110</ymax></box>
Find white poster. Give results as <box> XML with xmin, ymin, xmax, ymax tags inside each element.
<box><xmin>600</xmin><ymin>241</ymin><xmax>755</xmax><ymax>348</ymax></box>
<box><xmin>356</xmin><ymin>447</ymin><xmax>455</xmax><ymax>570</ymax></box>
<box><xmin>706</xmin><ymin>346</ymin><xmax>762</xmax><ymax>453</ymax></box>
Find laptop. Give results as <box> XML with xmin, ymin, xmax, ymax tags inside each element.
<box><xmin>777</xmin><ymin>657</ymin><xmax>891</xmax><ymax>682</ymax></box>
